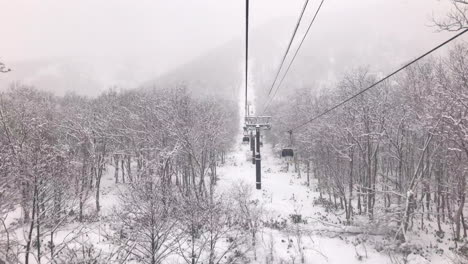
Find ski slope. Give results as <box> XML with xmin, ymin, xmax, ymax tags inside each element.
<box><xmin>216</xmin><ymin>142</ymin><xmax>397</xmax><ymax>264</ymax></box>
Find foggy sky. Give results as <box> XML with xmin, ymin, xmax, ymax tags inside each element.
<box><xmin>1</xmin><ymin>0</ymin><xmax>453</xmax><ymax>61</ymax></box>
<box><xmin>1</xmin><ymin>1</ymin><xmax>304</xmax><ymax>63</ymax></box>
<box><xmin>0</xmin><ymin>0</ymin><xmax>463</xmax><ymax>95</ymax></box>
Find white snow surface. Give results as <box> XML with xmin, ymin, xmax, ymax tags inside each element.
<box><xmin>4</xmin><ymin>127</ymin><xmax>449</xmax><ymax>264</ymax></box>
<box><xmin>216</xmin><ymin>143</ymin><xmax>395</xmax><ymax>264</ymax></box>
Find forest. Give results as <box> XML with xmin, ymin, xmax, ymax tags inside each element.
<box><xmin>267</xmin><ymin>43</ymin><xmax>468</xmax><ymax>253</ymax></box>
<box><xmin>1</xmin><ymin>0</ymin><xmax>468</xmax><ymax>263</ymax></box>
<box><xmin>0</xmin><ymin>86</ymin><xmax>250</xmax><ymax>263</ymax></box>
<box><xmin>1</xmin><ymin>43</ymin><xmax>468</xmax><ymax>263</ymax></box>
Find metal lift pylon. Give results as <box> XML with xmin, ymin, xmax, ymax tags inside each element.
<box><xmin>244</xmin><ymin>116</ymin><xmax>272</xmax><ymax>190</ymax></box>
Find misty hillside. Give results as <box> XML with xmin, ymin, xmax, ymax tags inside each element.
<box><xmin>0</xmin><ymin>57</ymin><xmax>158</xmax><ymax>97</ymax></box>
<box><xmin>146</xmin><ymin>39</ymin><xmax>243</xmax><ymax>100</ymax></box>
<box><xmin>248</xmin><ymin>12</ymin><xmax>451</xmax><ymax>105</ymax></box>
<box><xmin>153</xmin><ymin>14</ymin><xmax>450</xmax><ymax>105</ymax></box>
<box><xmin>1</xmin><ymin>12</ymin><xmax>448</xmax><ymax>101</ymax></box>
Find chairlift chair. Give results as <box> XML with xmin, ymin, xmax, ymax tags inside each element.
<box><xmin>281</xmin><ymin>130</ymin><xmax>294</xmax><ymax>158</ymax></box>
<box><xmin>281</xmin><ymin>148</ymin><xmax>294</xmax><ymax>158</ymax></box>
<box><xmin>250</xmin><ymin>135</ymin><xmax>255</xmax><ymax>151</ymax></box>
<box><xmin>242</xmin><ymin>135</ymin><xmax>250</xmax><ymax>144</ymax></box>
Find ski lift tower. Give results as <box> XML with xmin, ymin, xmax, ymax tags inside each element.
<box><xmin>244</xmin><ymin>116</ymin><xmax>272</xmax><ymax>190</ymax></box>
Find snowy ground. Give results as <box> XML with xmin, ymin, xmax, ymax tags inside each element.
<box><xmin>4</xmin><ymin>130</ymin><xmax>454</xmax><ymax>264</ymax></box>
<box><xmin>216</xmin><ymin>143</ymin><xmax>396</xmax><ymax>264</ymax></box>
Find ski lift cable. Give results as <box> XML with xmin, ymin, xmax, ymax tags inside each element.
<box><xmin>245</xmin><ymin>0</ymin><xmax>249</xmax><ymax>118</ymax></box>
<box><xmin>266</xmin><ymin>0</ymin><xmax>311</xmax><ymax>97</ymax></box>
<box><xmin>287</xmin><ymin>28</ymin><xmax>468</xmax><ymax>133</ymax></box>
<box><xmin>262</xmin><ymin>0</ymin><xmax>326</xmax><ymax>114</ymax></box>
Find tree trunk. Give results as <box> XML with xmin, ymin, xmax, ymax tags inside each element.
<box><xmin>454</xmin><ymin>189</ymin><xmax>465</xmax><ymax>240</ymax></box>
<box><xmin>127</xmin><ymin>155</ymin><xmax>132</xmax><ymax>182</ymax></box>
<box><xmin>36</xmin><ymin>192</ymin><xmax>41</xmax><ymax>264</ymax></box>
<box><xmin>114</xmin><ymin>155</ymin><xmax>119</xmax><ymax>183</ymax></box>
<box><xmin>25</xmin><ymin>179</ymin><xmax>37</xmax><ymax>264</ymax></box>
<box><xmin>347</xmin><ymin>152</ymin><xmax>354</xmax><ymax>223</ymax></box>
<box><xmin>121</xmin><ymin>158</ymin><xmax>126</xmax><ymax>183</ymax></box>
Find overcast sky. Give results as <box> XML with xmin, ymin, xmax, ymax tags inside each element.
<box><xmin>1</xmin><ymin>0</ymin><xmax>303</xmax><ymax>62</ymax></box>
<box><xmin>1</xmin><ymin>0</ymin><xmax>454</xmax><ymax>61</ymax></box>
<box><xmin>0</xmin><ymin>0</ymin><xmax>463</xmax><ymax>95</ymax></box>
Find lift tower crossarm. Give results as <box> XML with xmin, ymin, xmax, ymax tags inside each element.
<box><xmin>244</xmin><ymin>116</ymin><xmax>272</xmax><ymax>130</ymax></box>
